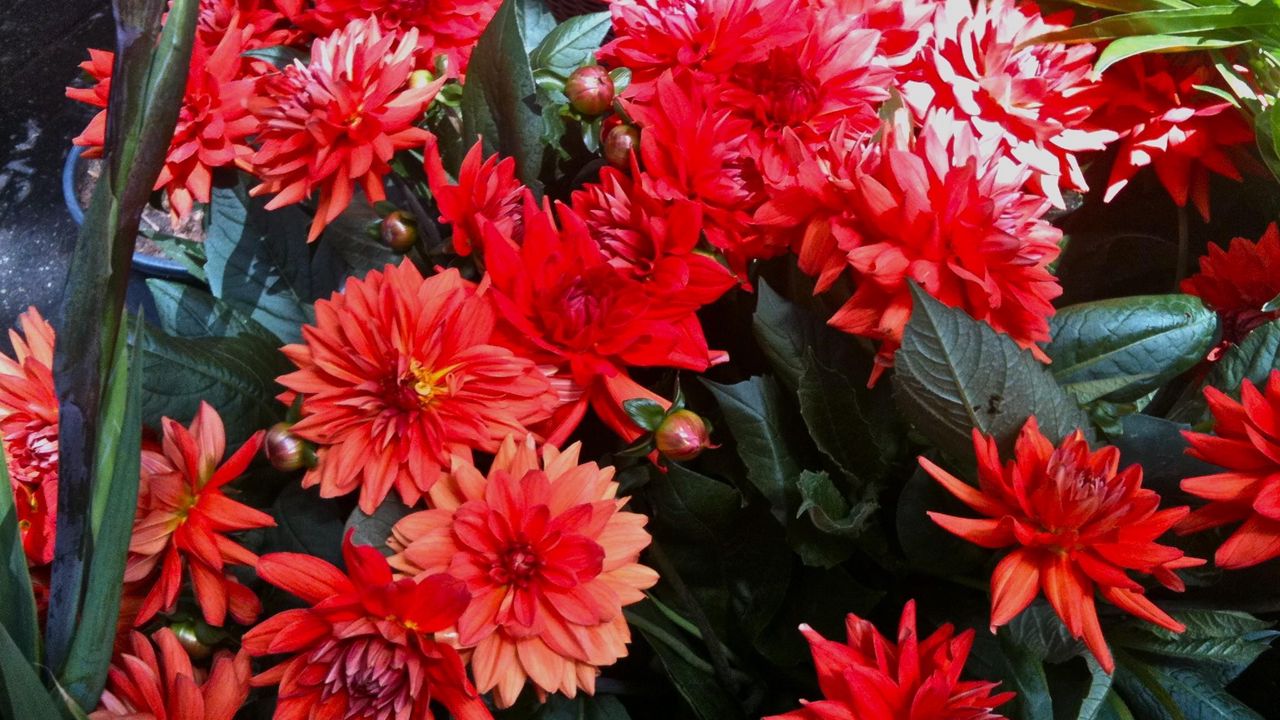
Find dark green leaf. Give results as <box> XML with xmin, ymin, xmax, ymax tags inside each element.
<box><xmin>344</xmin><ymin>497</ymin><xmax>414</xmax><ymax>555</ymax></box>
<box><xmin>1124</xmin><ymin>663</ymin><xmax>1262</xmax><ymax>720</ymax></box>
<box><xmin>147</xmin><ymin>280</ymin><xmax>277</xmax><ymax>340</ymax></box>
<box><xmin>703</xmin><ymin>377</ymin><xmax>798</xmax><ymax>520</ymax></box>
<box><xmin>1045</xmin><ymin>294</ymin><xmax>1218</xmax><ymax>402</ymax></box>
<box><xmin>1114</xmin><ymin>652</ymin><xmax>1186</xmax><ymax>720</ymax></box>
<box><xmin>625</xmin><ymin>600</ymin><xmax>745</xmax><ymax>720</ymax></box>
<box><xmin>797</xmin><ymin>350</ymin><xmax>894</xmax><ymax>484</ymax></box>
<box><xmin>519</xmin><ymin>0</ymin><xmax>557</xmax><ymax>53</ymax></box>
<box><xmin>147</xmin><ymin>233</ymin><xmax>207</xmax><ymax>282</ymax></box>
<box><xmin>534</xmin><ymin>694</ymin><xmax>632</xmax><ymax>720</ymax></box>
<box><xmin>1034</xmin><ymin>6</ymin><xmax>1280</xmax><ymax>45</ymax></box>
<box><xmin>0</xmin><ymin>442</ymin><xmax>39</xmax><ymax>666</ymax></box>
<box><xmin>461</xmin><ymin>0</ymin><xmax>547</xmax><ymax>192</ymax></box>
<box><xmin>1207</xmin><ymin>317</ymin><xmax>1280</xmax><ymax>398</ymax></box>
<box><xmin>1094</xmin><ymin>34</ymin><xmax>1245</xmax><ymax>73</ymax></box>
<box><xmin>266</xmin><ymin>483</ymin><xmax>346</xmax><ymax>567</ymax></box>
<box><xmin>796</xmin><ymin>470</ymin><xmax>875</xmax><ymax>540</ymax></box>
<box><xmin>624</xmin><ymin>398</ymin><xmax>668</xmax><ymax>432</ymax></box>
<box><xmin>895</xmin><ymin>466</ymin><xmax>987</xmax><ymax>576</ymax></box>
<box><xmin>529</xmin><ymin>12</ymin><xmax>611</xmax><ymax>78</ymax></box>
<box><xmin>139</xmin><ymin>328</ymin><xmax>290</xmax><ymax>446</ymax></box>
<box><xmin>998</xmin><ymin>629</ymin><xmax>1056</xmax><ymax>720</ymax></box>
<box><xmin>0</xmin><ymin>624</ymin><xmax>63</xmax><ymax>720</ymax></box>
<box><xmin>1007</xmin><ymin>601</ymin><xmax>1086</xmax><ymax>664</ymax></box>
<box><xmin>318</xmin><ymin>199</ymin><xmax>400</xmax><ymax>277</ymax></box>
<box><xmin>205</xmin><ymin>182</ymin><xmax>341</xmax><ymax>344</ymax></box>
<box><xmin>752</xmin><ymin>279</ymin><xmax>864</xmax><ymax>391</ymax></box>
<box><xmin>1073</xmin><ymin>658</ymin><xmax>1115</xmax><ymax>720</ymax></box>
<box><xmin>1110</xmin><ymin>414</ymin><xmax>1218</xmax><ymax>504</ymax></box>
<box><xmin>1113</xmin><ymin>610</ymin><xmax>1275</xmax><ymax>686</ymax></box>
<box><xmin>1256</xmin><ymin>103</ymin><xmax>1280</xmax><ymax>184</ymax></box>
<box><xmin>894</xmin><ymin>284</ymin><xmax>1093</xmax><ymax>460</ymax></box>
<box><xmin>242</xmin><ymin>44</ymin><xmax>308</xmax><ymax>69</ymax></box>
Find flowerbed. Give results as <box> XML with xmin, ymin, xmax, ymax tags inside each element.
<box><xmin>3</xmin><ymin>0</ymin><xmax>1280</xmax><ymax>718</ymax></box>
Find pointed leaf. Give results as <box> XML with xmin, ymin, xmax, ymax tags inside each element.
<box><xmin>0</xmin><ymin>624</ymin><xmax>64</xmax><ymax>720</ymax></box>
<box><xmin>0</xmin><ymin>441</ymin><xmax>39</xmax><ymax>665</ymax></box>
<box><xmin>530</xmin><ymin>12</ymin><xmax>611</xmax><ymax>79</ymax></box>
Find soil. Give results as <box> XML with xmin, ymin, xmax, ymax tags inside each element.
<box><xmin>74</xmin><ymin>154</ymin><xmax>205</xmax><ymax>257</ymax></box>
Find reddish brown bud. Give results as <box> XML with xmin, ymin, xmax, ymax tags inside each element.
<box><xmin>655</xmin><ymin>410</ymin><xmax>713</xmax><ymax>462</ymax></box>
<box><xmin>603</xmin><ymin>124</ymin><xmax>640</xmax><ymax>168</ymax></box>
<box><xmin>380</xmin><ymin>210</ymin><xmax>418</xmax><ymax>253</ymax></box>
<box><xmin>265</xmin><ymin>422</ymin><xmax>306</xmax><ymax>472</ymax></box>
<box><xmin>566</xmin><ymin>65</ymin><xmax>616</xmax><ymax>116</ymax></box>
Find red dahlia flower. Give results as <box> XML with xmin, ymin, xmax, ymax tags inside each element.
<box><xmin>0</xmin><ymin>307</ymin><xmax>58</xmax><ymax>566</ymax></box>
<box><xmin>245</xmin><ymin>533</ymin><xmax>491</xmax><ymax>720</ymax></box>
<box><xmin>1180</xmin><ymin>372</ymin><xmax>1280</xmax><ymax>569</ymax></box>
<box><xmin>278</xmin><ymin>264</ymin><xmax>556</xmax><ymax>513</ymax></box>
<box><xmin>425</xmin><ymin>137</ymin><xmax>527</xmax><ymax>258</ymax></box>
<box><xmin>570</xmin><ymin>164</ymin><xmax>736</xmax><ymax>303</ymax></box>
<box><xmin>807</xmin><ymin>0</ymin><xmax>934</xmax><ymax>70</ymax></box>
<box><xmin>1181</xmin><ymin>224</ymin><xmax>1280</xmax><ymax>349</ymax></box>
<box><xmin>766</xmin><ymin>600</ymin><xmax>1014</xmax><ymax>720</ymax></box>
<box><xmin>196</xmin><ymin>0</ymin><xmax>299</xmax><ymax>51</ymax></box>
<box><xmin>921</xmin><ymin>418</ymin><xmax>1202</xmax><ymax>673</ymax></box>
<box><xmin>483</xmin><ymin>198</ymin><xmax>725</xmax><ymax>443</ymax></box>
<box><xmin>900</xmin><ymin>0</ymin><xmax>1113</xmax><ymax>206</ymax></box>
<box><xmin>69</xmin><ymin>22</ymin><xmax>259</xmax><ymax>220</ymax></box>
<box><xmin>248</xmin><ymin>17</ymin><xmax>444</xmax><ymax>241</ymax></box>
<box><xmin>275</xmin><ymin>0</ymin><xmax>502</xmax><ymax>73</ymax></box>
<box><xmin>91</xmin><ymin>628</ymin><xmax>251</xmax><ymax>720</ymax></box>
<box><xmin>626</xmin><ymin>72</ymin><xmax>772</xmax><ymax>276</ymax></box>
<box><xmin>127</xmin><ymin>402</ymin><xmax>274</xmax><ymax>628</ymax></box>
<box><xmin>1086</xmin><ymin>53</ymin><xmax>1254</xmax><ymax>221</ymax></box>
<box><xmin>598</xmin><ymin>0</ymin><xmax>805</xmax><ymax>102</ymax></box>
<box><xmin>389</xmin><ymin>435</ymin><xmax>659</xmax><ymax>707</ymax></box>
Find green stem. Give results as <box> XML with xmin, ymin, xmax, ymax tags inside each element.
<box><xmin>623</xmin><ymin>611</ymin><xmax>716</xmax><ymax>675</ymax></box>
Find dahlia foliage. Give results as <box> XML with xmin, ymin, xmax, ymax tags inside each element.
<box><xmin>21</xmin><ymin>0</ymin><xmax>1280</xmax><ymax>717</ymax></box>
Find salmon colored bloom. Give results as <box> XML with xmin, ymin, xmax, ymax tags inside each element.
<box><xmin>425</xmin><ymin>137</ymin><xmax>527</xmax><ymax>257</ymax></box>
<box><xmin>248</xmin><ymin>17</ymin><xmax>444</xmax><ymax>241</ymax></box>
<box><xmin>900</xmin><ymin>0</ymin><xmax>1114</xmax><ymax>207</ymax></box>
<box><xmin>569</xmin><ymin>164</ymin><xmax>736</xmax><ymax>303</ymax></box>
<box><xmin>244</xmin><ymin>533</ymin><xmax>491</xmax><ymax>720</ymax></box>
<box><xmin>277</xmin><ymin>264</ymin><xmax>556</xmax><ymax>513</ymax></box>
<box><xmin>483</xmin><ymin>198</ymin><xmax>725</xmax><ymax>443</ymax></box>
<box><xmin>1179</xmin><ymin>371</ymin><xmax>1280</xmax><ymax>569</ymax></box>
<box><xmin>126</xmin><ymin>402</ymin><xmax>274</xmax><ymax>628</ymax></box>
<box><xmin>1181</xmin><ymin>223</ymin><xmax>1280</xmax><ymax>349</ymax></box>
<box><xmin>766</xmin><ymin>601</ymin><xmax>1013</xmax><ymax>720</ymax></box>
<box><xmin>1086</xmin><ymin>53</ymin><xmax>1254</xmax><ymax>221</ymax></box>
<box><xmin>921</xmin><ymin>418</ymin><xmax>1202</xmax><ymax>673</ymax></box>
<box><xmin>276</xmin><ymin>0</ymin><xmax>502</xmax><ymax>72</ymax></box>
<box><xmin>0</xmin><ymin>307</ymin><xmax>58</xmax><ymax>566</ymax></box>
<box><xmin>91</xmin><ymin>628</ymin><xmax>251</xmax><ymax>720</ymax></box>
<box><xmin>388</xmin><ymin>435</ymin><xmax>659</xmax><ymax>708</ymax></box>
<box><xmin>69</xmin><ymin>22</ymin><xmax>259</xmax><ymax>221</ymax></box>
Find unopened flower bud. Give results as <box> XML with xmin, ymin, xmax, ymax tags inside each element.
<box><xmin>603</xmin><ymin>124</ymin><xmax>640</xmax><ymax>168</ymax></box>
<box><xmin>265</xmin><ymin>422</ymin><xmax>306</xmax><ymax>472</ymax></box>
<box><xmin>380</xmin><ymin>211</ymin><xmax>418</xmax><ymax>253</ymax></box>
<box><xmin>566</xmin><ymin>66</ymin><xmax>615</xmax><ymax>116</ymax></box>
<box><xmin>655</xmin><ymin>410</ymin><xmax>712</xmax><ymax>462</ymax></box>
<box><xmin>408</xmin><ymin>69</ymin><xmax>436</xmax><ymax>89</ymax></box>
<box><xmin>170</xmin><ymin>622</ymin><xmax>212</xmax><ymax>660</ymax></box>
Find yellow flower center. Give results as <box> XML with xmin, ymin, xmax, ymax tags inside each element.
<box><xmin>407</xmin><ymin>360</ymin><xmax>456</xmax><ymax>409</ymax></box>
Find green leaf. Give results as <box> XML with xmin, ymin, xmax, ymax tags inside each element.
<box><xmin>1110</xmin><ymin>414</ymin><xmax>1218</xmax><ymax>503</ymax></box>
<box><xmin>1074</xmin><ymin>658</ymin><xmax>1115</xmax><ymax>720</ymax></box>
<box><xmin>1206</xmin><ymin>316</ymin><xmax>1280</xmax><ymax>397</ymax></box>
<box><xmin>344</xmin><ymin>497</ymin><xmax>414</xmax><ymax>555</ymax></box>
<box><xmin>1113</xmin><ymin>610</ymin><xmax>1275</xmax><ymax>686</ymax></box>
<box><xmin>461</xmin><ymin>0</ymin><xmax>547</xmax><ymax>192</ymax></box>
<box><xmin>1045</xmin><ymin>295</ymin><xmax>1218</xmax><ymax>403</ymax></box>
<box><xmin>797</xmin><ymin>350</ymin><xmax>894</xmax><ymax>484</ymax></box>
<box><xmin>1034</xmin><ymin>5</ymin><xmax>1280</xmax><ymax>45</ymax></box>
<box><xmin>529</xmin><ymin>12</ymin><xmax>611</xmax><ymax>79</ymax></box>
<box><xmin>519</xmin><ymin>0</ymin><xmax>557</xmax><ymax>53</ymax></box>
<box><xmin>1256</xmin><ymin>103</ymin><xmax>1280</xmax><ymax>183</ymax></box>
<box><xmin>893</xmin><ymin>284</ymin><xmax>1094</xmax><ymax>460</ymax></box>
<box><xmin>1007</xmin><ymin>601</ymin><xmax>1086</xmax><ymax>664</ymax></box>
<box><xmin>242</xmin><ymin>44</ymin><xmax>308</xmax><ymax>69</ymax></box>
<box><xmin>265</xmin><ymin>483</ymin><xmax>346</xmax><ymax>567</ymax></box>
<box><xmin>147</xmin><ymin>280</ymin><xmax>277</xmax><ymax>340</ymax></box>
<box><xmin>1122</xmin><ymin>663</ymin><xmax>1263</xmax><ymax>720</ymax></box>
<box><xmin>534</xmin><ymin>694</ymin><xmax>632</xmax><ymax>720</ymax></box>
<box><xmin>623</xmin><ymin>398</ymin><xmax>667</xmax><ymax>432</ymax></box>
<box><xmin>59</xmin><ymin>320</ymin><xmax>144</xmax><ymax>709</ymax></box>
<box><xmin>703</xmin><ymin>377</ymin><xmax>798</xmax><ymax>522</ymax></box>
<box><xmin>752</xmin><ymin>279</ymin><xmax>865</xmax><ymax>391</ymax></box>
<box><xmin>895</xmin><ymin>465</ymin><xmax>987</xmax><ymax>576</ymax></box>
<box><xmin>1094</xmin><ymin>34</ymin><xmax>1246</xmax><ymax>73</ymax></box>
<box><xmin>147</xmin><ymin>233</ymin><xmax>207</xmax><ymax>281</ymax></box>
<box><xmin>0</xmin><ymin>442</ymin><xmax>39</xmax><ymax>666</ymax></box>
<box><xmin>139</xmin><ymin>327</ymin><xmax>291</xmax><ymax>446</ymax></box>
<box><xmin>317</xmin><ymin>199</ymin><xmax>400</xmax><ymax>277</ymax></box>
<box><xmin>796</xmin><ymin>470</ymin><xmax>875</xmax><ymax>540</ymax></box>
<box><xmin>0</xmin><ymin>623</ymin><xmax>63</xmax><ymax>720</ymax></box>
<box><xmin>205</xmin><ymin>182</ymin><xmax>341</xmax><ymax>344</ymax></box>
<box><xmin>998</xmin><ymin>629</ymin><xmax>1056</xmax><ymax>720</ymax></box>
<box><xmin>625</xmin><ymin>600</ymin><xmax>746</xmax><ymax>720</ymax></box>
<box><xmin>1061</xmin><ymin>374</ymin><xmax>1157</xmax><ymax>405</ymax></box>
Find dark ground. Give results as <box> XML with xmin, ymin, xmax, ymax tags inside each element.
<box><xmin>0</xmin><ymin>0</ymin><xmax>112</xmax><ymax>342</ymax></box>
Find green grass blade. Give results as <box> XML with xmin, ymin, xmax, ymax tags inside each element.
<box><xmin>0</xmin><ymin>624</ymin><xmax>64</xmax><ymax>720</ymax></box>
<box><xmin>0</xmin><ymin>441</ymin><xmax>40</xmax><ymax>666</ymax></box>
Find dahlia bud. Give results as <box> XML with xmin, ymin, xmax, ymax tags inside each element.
<box><xmin>408</xmin><ymin>69</ymin><xmax>436</xmax><ymax>89</ymax></box>
<box><xmin>603</xmin><ymin>124</ymin><xmax>640</xmax><ymax>167</ymax></box>
<box><xmin>655</xmin><ymin>409</ymin><xmax>712</xmax><ymax>462</ymax></box>
<box><xmin>170</xmin><ymin>622</ymin><xmax>213</xmax><ymax>660</ymax></box>
<box><xmin>380</xmin><ymin>211</ymin><xmax>418</xmax><ymax>253</ymax></box>
<box><xmin>566</xmin><ymin>66</ymin><xmax>615</xmax><ymax>116</ymax></box>
<box><xmin>265</xmin><ymin>422</ymin><xmax>306</xmax><ymax>472</ymax></box>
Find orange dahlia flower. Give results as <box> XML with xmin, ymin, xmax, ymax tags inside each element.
<box><xmin>766</xmin><ymin>601</ymin><xmax>1014</xmax><ymax>720</ymax></box>
<box><xmin>921</xmin><ymin>418</ymin><xmax>1202</xmax><ymax>673</ymax></box>
<box><xmin>1086</xmin><ymin>53</ymin><xmax>1255</xmax><ymax>221</ymax></box>
<box><xmin>1180</xmin><ymin>223</ymin><xmax>1280</xmax><ymax>349</ymax></box>
<box><xmin>91</xmin><ymin>628</ymin><xmax>251</xmax><ymax>720</ymax></box>
<box><xmin>1180</xmin><ymin>371</ymin><xmax>1280</xmax><ymax>569</ymax></box>
<box><xmin>245</xmin><ymin>533</ymin><xmax>491</xmax><ymax>720</ymax></box>
<box><xmin>126</xmin><ymin>402</ymin><xmax>273</xmax><ymax>628</ymax></box>
<box><xmin>248</xmin><ymin>17</ymin><xmax>444</xmax><ymax>241</ymax></box>
<box><xmin>0</xmin><ymin>307</ymin><xmax>58</xmax><ymax>566</ymax></box>
<box><xmin>388</xmin><ymin>435</ymin><xmax>659</xmax><ymax>708</ymax></box>
<box><xmin>277</xmin><ymin>264</ymin><xmax>556</xmax><ymax>513</ymax></box>
<box><xmin>425</xmin><ymin>137</ymin><xmax>527</xmax><ymax>257</ymax></box>
<box><xmin>483</xmin><ymin>198</ymin><xmax>724</xmax><ymax>443</ymax></box>
<box><xmin>900</xmin><ymin>0</ymin><xmax>1114</xmax><ymax>207</ymax></box>
<box><xmin>69</xmin><ymin>22</ymin><xmax>259</xmax><ymax>221</ymax></box>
